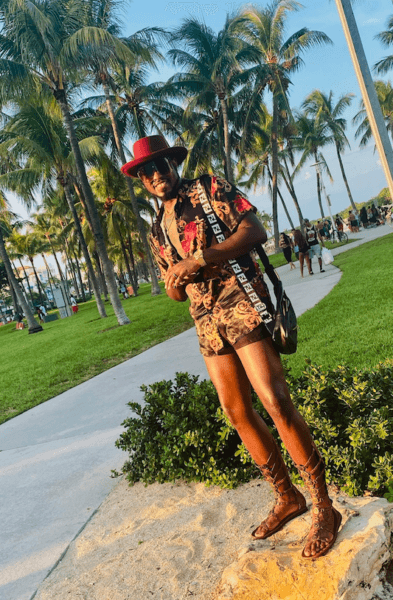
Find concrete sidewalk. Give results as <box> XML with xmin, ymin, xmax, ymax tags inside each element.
<box><xmin>1</xmin><ymin>224</ymin><xmax>391</xmax><ymax>600</ymax></box>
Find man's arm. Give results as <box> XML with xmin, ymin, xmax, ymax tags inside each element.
<box><xmin>164</xmin><ymin>212</ymin><xmax>267</xmax><ymax>291</ymax></box>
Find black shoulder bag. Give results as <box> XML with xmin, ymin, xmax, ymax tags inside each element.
<box><xmin>196</xmin><ymin>179</ymin><xmax>298</xmax><ymax>355</ymax></box>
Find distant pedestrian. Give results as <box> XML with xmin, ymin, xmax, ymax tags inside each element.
<box><xmin>293</xmin><ymin>229</ymin><xmax>312</xmax><ymax>278</ymax></box>
<box><xmin>348</xmin><ymin>210</ymin><xmax>359</xmax><ymax>232</ymax></box>
<box><xmin>291</xmin><ymin>229</ymin><xmax>299</xmax><ymax>259</ymax></box>
<box><xmin>36</xmin><ymin>307</ymin><xmax>44</xmax><ymax>323</ymax></box>
<box><xmin>335</xmin><ymin>214</ymin><xmax>344</xmax><ymax>231</ymax></box>
<box><xmin>360</xmin><ymin>206</ymin><xmax>368</xmax><ymax>228</ymax></box>
<box><xmin>367</xmin><ymin>206</ymin><xmax>376</xmax><ymax>226</ymax></box>
<box><xmin>118</xmin><ymin>280</ymin><xmax>129</xmax><ymax>299</ymax></box>
<box><xmin>70</xmin><ymin>294</ymin><xmax>79</xmax><ymax>314</ymax></box>
<box><xmin>279</xmin><ymin>232</ymin><xmax>296</xmax><ymax>270</ymax></box>
<box><xmin>304</xmin><ymin>219</ymin><xmax>325</xmax><ymax>274</ymax></box>
<box><xmin>39</xmin><ymin>304</ymin><xmax>47</xmax><ymax>317</ymax></box>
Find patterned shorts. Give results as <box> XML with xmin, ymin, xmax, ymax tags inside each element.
<box><xmin>195</xmin><ymin>317</ymin><xmax>271</xmax><ymax>358</ymax></box>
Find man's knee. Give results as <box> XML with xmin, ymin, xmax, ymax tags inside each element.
<box><xmin>262</xmin><ymin>388</ymin><xmax>295</xmax><ymax>425</ymax></box>
<box><xmin>218</xmin><ymin>392</ymin><xmax>252</xmax><ymax>428</ymax></box>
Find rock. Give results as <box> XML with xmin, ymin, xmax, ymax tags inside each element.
<box><xmin>215</xmin><ymin>497</ymin><xmax>393</xmax><ymax>600</ymax></box>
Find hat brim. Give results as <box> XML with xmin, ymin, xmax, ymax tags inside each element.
<box><xmin>121</xmin><ymin>146</ymin><xmax>188</xmax><ymax>178</ymax></box>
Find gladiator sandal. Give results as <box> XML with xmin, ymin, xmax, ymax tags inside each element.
<box><xmin>251</xmin><ymin>442</ymin><xmax>307</xmax><ymax>540</ymax></box>
<box><xmin>296</xmin><ymin>444</ymin><xmax>342</xmax><ymax>559</ymax></box>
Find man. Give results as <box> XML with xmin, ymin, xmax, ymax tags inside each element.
<box><xmin>304</xmin><ymin>219</ymin><xmax>325</xmax><ymax>273</ymax></box>
<box><xmin>121</xmin><ymin>135</ymin><xmax>341</xmax><ymax>559</ymax></box>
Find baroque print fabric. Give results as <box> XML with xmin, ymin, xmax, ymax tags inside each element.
<box><xmin>149</xmin><ymin>175</ymin><xmax>274</xmax><ymax>356</ymax></box>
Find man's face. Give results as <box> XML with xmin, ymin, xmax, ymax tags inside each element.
<box><xmin>138</xmin><ymin>157</ymin><xmax>179</xmax><ymax>201</ymax></box>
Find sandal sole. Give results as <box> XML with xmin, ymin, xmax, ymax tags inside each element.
<box><xmin>251</xmin><ymin>505</ymin><xmax>308</xmax><ymax>540</ymax></box>
<box><xmin>301</xmin><ymin>507</ymin><xmax>342</xmax><ymax>559</ymax></box>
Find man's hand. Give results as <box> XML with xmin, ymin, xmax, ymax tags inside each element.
<box><xmin>164</xmin><ymin>257</ymin><xmax>200</xmax><ymax>290</ymax></box>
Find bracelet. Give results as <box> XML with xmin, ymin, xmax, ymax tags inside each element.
<box><xmin>193</xmin><ymin>249</ymin><xmax>207</xmax><ymax>267</ymax></box>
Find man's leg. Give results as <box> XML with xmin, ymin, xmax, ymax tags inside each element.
<box><xmin>318</xmin><ymin>257</ymin><xmax>325</xmax><ymax>272</ymax></box>
<box><xmin>204</xmin><ymin>352</ymin><xmax>306</xmax><ymax>539</ymax></box>
<box><xmin>235</xmin><ymin>338</ymin><xmax>341</xmax><ymax>558</ymax></box>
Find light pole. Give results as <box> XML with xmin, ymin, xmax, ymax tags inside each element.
<box><xmin>335</xmin><ymin>0</ymin><xmax>393</xmax><ymax>200</ymax></box>
<box><xmin>310</xmin><ymin>162</ymin><xmax>337</xmax><ymax>232</ymax></box>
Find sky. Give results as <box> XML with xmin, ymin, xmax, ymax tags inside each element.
<box><xmin>9</xmin><ymin>0</ymin><xmax>393</xmax><ymax>253</ymax></box>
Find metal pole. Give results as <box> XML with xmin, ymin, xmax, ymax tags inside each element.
<box><xmin>310</xmin><ymin>162</ymin><xmax>336</xmax><ymax>232</ymax></box>
<box><xmin>335</xmin><ymin>0</ymin><xmax>393</xmax><ymax>199</ymax></box>
<box><xmin>318</xmin><ymin>168</ymin><xmax>337</xmax><ymax>233</ymax></box>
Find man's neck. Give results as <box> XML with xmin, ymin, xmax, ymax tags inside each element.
<box><xmin>161</xmin><ymin>177</ymin><xmax>182</xmax><ymax>212</ymax></box>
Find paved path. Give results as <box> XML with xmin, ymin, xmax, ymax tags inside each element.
<box><xmin>0</xmin><ymin>224</ymin><xmax>391</xmax><ymax>600</ymax></box>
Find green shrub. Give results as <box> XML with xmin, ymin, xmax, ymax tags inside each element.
<box><xmin>288</xmin><ymin>360</ymin><xmax>393</xmax><ymax>496</ymax></box>
<box><xmin>113</xmin><ymin>372</ymin><xmax>256</xmax><ymax>488</ymax></box>
<box><xmin>114</xmin><ymin>361</ymin><xmax>393</xmax><ymax>497</ymax></box>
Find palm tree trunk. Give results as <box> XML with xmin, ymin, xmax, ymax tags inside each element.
<box><xmin>29</xmin><ymin>257</ymin><xmax>46</xmax><ymax>304</ymax></box>
<box><xmin>126</xmin><ymin>232</ymin><xmax>138</xmax><ymax>295</ymax></box>
<box><xmin>41</xmin><ymin>253</ymin><xmax>56</xmax><ymax>307</ymax></box>
<box><xmin>94</xmin><ymin>251</ymin><xmax>108</xmax><ymax>301</ymax></box>
<box><xmin>218</xmin><ymin>94</ymin><xmax>234</xmax><ymax>182</ymax></box>
<box><xmin>0</xmin><ymin>229</ymin><xmax>42</xmax><ymax>333</ymax></box>
<box><xmin>267</xmin><ymin>164</ymin><xmax>294</xmax><ymax>229</ymax></box>
<box><xmin>19</xmin><ymin>259</ymin><xmax>34</xmax><ymax>305</ymax></box>
<box><xmin>103</xmin><ymin>83</ymin><xmax>161</xmax><ymax>297</ymax></box>
<box><xmin>119</xmin><ymin>236</ymin><xmax>134</xmax><ymax>293</ymax></box>
<box><xmin>314</xmin><ymin>153</ymin><xmax>325</xmax><ymax>219</ymax></box>
<box><xmin>63</xmin><ymin>182</ymin><xmax>106</xmax><ymax>316</ymax></box>
<box><xmin>53</xmin><ymin>87</ymin><xmax>130</xmax><ymax>325</ymax></box>
<box><xmin>335</xmin><ymin>142</ymin><xmax>357</xmax><ymax>211</ymax></box>
<box><xmin>6</xmin><ymin>272</ymin><xmax>21</xmax><ymax>315</ymax></box>
<box><xmin>271</xmin><ymin>99</ymin><xmax>280</xmax><ymax>250</ymax></box>
<box><xmin>48</xmin><ymin>238</ymin><xmax>66</xmax><ymax>286</ymax></box>
<box><xmin>73</xmin><ymin>251</ymin><xmax>86</xmax><ymax>302</ymax></box>
<box><xmin>281</xmin><ymin>159</ymin><xmax>305</xmax><ymax>229</ymax></box>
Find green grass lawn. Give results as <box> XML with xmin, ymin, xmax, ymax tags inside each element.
<box><xmin>285</xmin><ymin>233</ymin><xmax>393</xmax><ymax>376</ymax></box>
<box><xmin>1</xmin><ymin>234</ymin><xmax>391</xmax><ymax>425</ymax></box>
<box><xmin>0</xmin><ymin>282</ymin><xmax>193</xmax><ymax>425</ymax></box>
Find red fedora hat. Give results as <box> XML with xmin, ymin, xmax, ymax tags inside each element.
<box><xmin>121</xmin><ymin>135</ymin><xmax>188</xmax><ymax>178</ymax></box>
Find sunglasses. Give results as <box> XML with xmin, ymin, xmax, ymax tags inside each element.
<box><xmin>137</xmin><ymin>157</ymin><xmax>172</xmax><ymax>179</ymax></box>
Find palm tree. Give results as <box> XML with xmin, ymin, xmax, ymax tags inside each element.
<box><xmin>0</xmin><ymin>94</ymin><xmax>108</xmax><ymax>317</ymax></box>
<box><xmin>353</xmin><ymin>80</ymin><xmax>393</xmax><ymax>147</ymax></box>
<box><xmin>77</xmin><ymin>3</ymin><xmax>165</xmax><ymax>294</ymax></box>
<box><xmin>89</xmin><ymin>161</ymin><xmax>156</xmax><ymax>293</ymax></box>
<box><xmin>0</xmin><ymin>0</ymin><xmax>130</xmax><ymax>324</ymax></box>
<box><xmin>293</xmin><ymin>113</ymin><xmax>333</xmax><ymax>220</ymax></box>
<box><xmin>0</xmin><ymin>206</ymin><xmax>42</xmax><ymax>333</ymax></box>
<box><xmin>234</xmin><ymin>0</ymin><xmax>331</xmax><ymax>247</ymax></box>
<box><xmin>374</xmin><ymin>14</ymin><xmax>393</xmax><ymax>75</ymax></box>
<box><xmin>302</xmin><ymin>90</ymin><xmax>357</xmax><ymax>212</ymax></box>
<box><xmin>165</xmin><ymin>16</ymin><xmax>255</xmax><ymax>182</ymax></box>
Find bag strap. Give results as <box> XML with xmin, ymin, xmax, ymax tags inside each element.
<box><xmin>196</xmin><ymin>179</ymin><xmax>275</xmax><ymax>330</ymax></box>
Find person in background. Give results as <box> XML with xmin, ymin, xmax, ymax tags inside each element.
<box><xmin>360</xmin><ymin>206</ymin><xmax>368</xmax><ymax>228</ymax></box>
<box><xmin>279</xmin><ymin>232</ymin><xmax>296</xmax><ymax>270</ymax></box>
<box><xmin>291</xmin><ymin>229</ymin><xmax>299</xmax><ymax>259</ymax></box>
<box><xmin>367</xmin><ymin>206</ymin><xmax>376</xmax><ymax>226</ymax></box>
<box><xmin>335</xmin><ymin>214</ymin><xmax>344</xmax><ymax>232</ymax></box>
<box><xmin>304</xmin><ymin>219</ymin><xmax>325</xmax><ymax>274</ymax></box>
<box><xmin>316</xmin><ymin>220</ymin><xmax>327</xmax><ymax>240</ymax></box>
<box><xmin>118</xmin><ymin>280</ymin><xmax>129</xmax><ymax>299</ymax></box>
<box><xmin>292</xmin><ymin>229</ymin><xmax>312</xmax><ymax>278</ymax></box>
<box><xmin>70</xmin><ymin>294</ymin><xmax>79</xmax><ymax>314</ymax></box>
<box><xmin>347</xmin><ymin>210</ymin><xmax>359</xmax><ymax>233</ymax></box>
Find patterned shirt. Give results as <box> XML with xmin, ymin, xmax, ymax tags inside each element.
<box><xmin>149</xmin><ymin>175</ymin><xmax>274</xmax><ymax>354</ymax></box>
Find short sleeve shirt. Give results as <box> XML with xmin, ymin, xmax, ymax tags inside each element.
<box><xmin>149</xmin><ymin>175</ymin><xmax>274</xmax><ymax>354</ymax></box>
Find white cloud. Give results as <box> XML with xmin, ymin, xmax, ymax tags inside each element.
<box><xmin>304</xmin><ymin>171</ymin><xmax>312</xmax><ymax>181</ymax></box>
<box><xmin>376</xmin><ymin>159</ymin><xmax>382</xmax><ymax>168</ymax></box>
<box><xmin>363</xmin><ymin>18</ymin><xmax>383</xmax><ymax>25</ymax></box>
